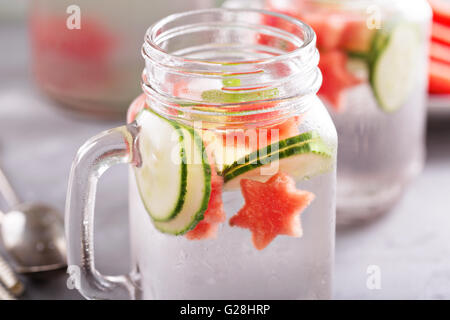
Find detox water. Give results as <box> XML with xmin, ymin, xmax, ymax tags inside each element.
<box><xmin>128</xmin><ymin>97</ymin><xmax>337</xmax><ymax>300</ymax></box>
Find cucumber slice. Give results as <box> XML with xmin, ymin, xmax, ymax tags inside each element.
<box><xmin>153</xmin><ymin>126</ymin><xmax>211</xmax><ymax>235</ymax></box>
<box><xmin>222</xmin><ymin>132</ymin><xmax>333</xmax><ymax>189</ymax></box>
<box><xmin>370</xmin><ymin>23</ymin><xmax>420</xmax><ymax>112</ymax></box>
<box><xmin>134</xmin><ymin>110</ymin><xmax>187</xmax><ymax>222</ymax></box>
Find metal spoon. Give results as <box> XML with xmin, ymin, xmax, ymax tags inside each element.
<box><xmin>0</xmin><ymin>166</ymin><xmax>66</xmax><ymax>273</ymax></box>
<box><xmin>0</xmin><ymin>282</ymin><xmax>15</xmax><ymax>300</ymax></box>
<box><xmin>0</xmin><ymin>245</ymin><xmax>24</xmax><ymax>296</ymax></box>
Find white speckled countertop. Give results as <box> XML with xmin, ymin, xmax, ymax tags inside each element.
<box><xmin>1</xmin><ymin>24</ymin><xmax>449</xmax><ymax>300</ymax></box>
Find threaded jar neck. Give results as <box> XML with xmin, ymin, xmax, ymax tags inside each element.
<box><xmin>141</xmin><ymin>8</ymin><xmax>322</xmax><ymax>126</ymax></box>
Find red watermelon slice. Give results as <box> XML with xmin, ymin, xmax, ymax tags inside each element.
<box><xmin>263</xmin><ymin>1</ymin><xmax>346</xmax><ymax>51</ymax></box>
<box><xmin>229</xmin><ymin>172</ymin><xmax>315</xmax><ymax>250</ymax></box>
<box><xmin>340</xmin><ymin>15</ymin><xmax>376</xmax><ymax>53</ymax></box>
<box><xmin>127</xmin><ymin>94</ymin><xmax>147</xmax><ymax>124</ymax></box>
<box><xmin>318</xmin><ymin>50</ymin><xmax>362</xmax><ymax>111</ymax></box>
<box><xmin>429</xmin><ymin>59</ymin><xmax>450</xmax><ymax>94</ymax></box>
<box><xmin>300</xmin><ymin>11</ymin><xmax>346</xmax><ymax>52</ymax></box>
<box><xmin>432</xmin><ymin>22</ymin><xmax>450</xmax><ymax>46</ymax></box>
<box><xmin>220</xmin><ymin>116</ymin><xmax>301</xmax><ymax>152</ymax></box>
<box><xmin>127</xmin><ymin>92</ymin><xmax>180</xmax><ymax>124</ymax></box>
<box><xmin>430</xmin><ymin>41</ymin><xmax>450</xmax><ymax>64</ymax></box>
<box><xmin>30</xmin><ymin>14</ymin><xmax>116</xmax><ymax>91</ymax></box>
<box><xmin>429</xmin><ymin>0</ymin><xmax>450</xmax><ymax>25</ymax></box>
<box><xmin>30</xmin><ymin>14</ymin><xmax>116</xmax><ymax>62</ymax></box>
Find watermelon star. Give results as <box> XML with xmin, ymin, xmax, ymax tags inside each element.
<box><xmin>229</xmin><ymin>172</ymin><xmax>315</xmax><ymax>250</ymax></box>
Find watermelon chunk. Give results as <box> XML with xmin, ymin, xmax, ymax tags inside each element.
<box><xmin>430</xmin><ymin>41</ymin><xmax>450</xmax><ymax>64</ymax></box>
<box><xmin>432</xmin><ymin>22</ymin><xmax>450</xmax><ymax>46</ymax></box>
<box><xmin>185</xmin><ymin>152</ymin><xmax>226</xmax><ymax>240</ymax></box>
<box><xmin>429</xmin><ymin>0</ymin><xmax>450</xmax><ymax>25</ymax></box>
<box><xmin>259</xmin><ymin>10</ymin><xmax>298</xmax><ymax>51</ymax></box>
<box><xmin>229</xmin><ymin>172</ymin><xmax>315</xmax><ymax>250</ymax></box>
<box><xmin>340</xmin><ymin>15</ymin><xmax>376</xmax><ymax>53</ymax></box>
<box><xmin>127</xmin><ymin>94</ymin><xmax>147</xmax><ymax>124</ymax></box>
<box><xmin>127</xmin><ymin>92</ymin><xmax>179</xmax><ymax>124</ymax></box>
<box><xmin>318</xmin><ymin>51</ymin><xmax>362</xmax><ymax>111</ymax></box>
<box><xmin>30</xmin><ymin>15</ymin><xmax>116</xmax><ymax>62</ymax></box>
<box><xmin>264</xmin><ymin>1</ymin><xmax>345</xmax><ymax>51</ymax></box>
<box><xmin>429</xmin><ymin>59</ymin><xmax>450</xmax><ymax>94</ymax></box>
<box><xmin>220</xmin><ymin>117</ymin><xmax>301</xmax><ymax>151</ymax></box>
<box><xmin>206</xmin><ymin>117</ymin><xmax>302</xmax><ymax>174</ymax></box>
<box><xmin>30</xmin><ymin>14</ymin><xmax>116</xmax><ymax>91</ymax></box>
<box><xmin>301</xmin><ymin>11</ymin><xmax>346</xmax><ymax>51</ymax></box>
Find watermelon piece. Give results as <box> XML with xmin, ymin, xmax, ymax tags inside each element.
<box><xmin>429</xmin><ymin>59</ymin><xmax>450</xmax><ymax>94</ymax></box>
<box><xmin>430</xmin><ymin>41</ymin><xmax>450</xmax><ymax>64</ymax></box>
<box><xmin>429</xmin><ymin>0</ymin><xmax>450</xmax><ymax>25</ymax></box>
<box><xmin>127</xmin><ymin>94</ymin><xmax>147</xmax><ymax>124</ymax></box>
<box><xmin>340</xmin><ymin>15</ymin><xmax>376</xmax><ymax>53</ymax></box>
<box><xmin>300</xmin><ymin>11</ymin><xmax>346</xmax><ymax>52</ymax></box>
<box><xmin>30</xmin><ymin>14</ymin><xmax>116</xmax><ymax>62</ymax></box>
<box><xmin>30</xmin><ymin>14</ymin><xmax>116</xmax><ymax>91</ymax></box>
<box><xmin>259</xmin><ymin>11</ymin><xmax>298</xmax><ymax>51</ymax></box>
<box><xmin>229</xmin><ymin>172</ymin><xmax>315</xmax><ymax>250</ymax></box>
<box><xmin>209</xmin><ymin>116</ymin><xmax>301</xmax><ymax>171</ymax></box>
<box><xmin>263</xmin><ymin>1</ymin><xmax>345</xmax><ymax>51</ymax></box>
<box><xmin>173</xmin><ymin>79</ymin><xmax>189</xmax><ymax>97</ymax></box>
<box><xmin>206</xmin><ymin>116</ymin><xmax>300</xmax><ymax>172</ymax></box>
<box><xmin>432</xmin><ymin>22</ymin><xmax>450</xmax><ymax>46</ymax></box>
<box><xmin>261</xmin><ymin>1</ymin><xmax>304</xmax><ymax>50</ymax></box>
<box><xmin>220</xmin><ymin>117</ymin><xmax>301</xmax><ymax>151</ymax></box>
<box><xmin>265</xmin><ymin>0</ymin><xmax>374</xmax><ymax>53</ymax></box>
<box><xmin>266</xmin><ymin>117</ymin><xmax>301</xmax><ymax>143</ymax></box>
<box><xmin>318</xmin><ymin>51</ymin><xmax>363</xmax><ymax>111</ymax></box>
<box><xmin>127</xmin><ymin>91</ymin><xmax>180</xmax><ymax>125</ymax></box>
<box><xmin>185</xmin><ymin>152</ymin><xmax>225</xmax><ymax>240</ymax></box>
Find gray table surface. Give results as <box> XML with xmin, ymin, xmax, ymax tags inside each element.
<box><xmin>1</xmin><ymin>24</ymin><xmax>450</xmax><ymax>300</ymax></box>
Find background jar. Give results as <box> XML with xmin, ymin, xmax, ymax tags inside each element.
<box><xmin>263</xmin><ymin>0</ymin><xmax>432</xmax><ymax>225</ymax></box>
<box><xmin>29</xmin><ymin>0</ymin><xmax>217</xmax><ymax>118</ymax></box>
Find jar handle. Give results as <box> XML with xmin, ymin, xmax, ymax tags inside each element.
<box><xmin>65</xmin><ymin>123</ymin><xmax>140</xmax><ymax>300</ymax></box>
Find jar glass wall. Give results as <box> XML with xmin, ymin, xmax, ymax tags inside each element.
<box><xmin>127</xmin><ymin>9</ymin><xmax>338</xmax><ymax>299</ymax></box>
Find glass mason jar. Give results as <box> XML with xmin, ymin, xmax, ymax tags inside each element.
<box><xmin>66</xmin><ymin>9</ymin><xmax>337</xmax><ymax>300</ymax></box>
<box><xmin>263</xmin><ymin>0</ymin><xmax>432</xmax><ymax>224</ymax></box>
<box><xmin>29</xmin><ymin>0</ymin><xmax>215</xmax><ymax>118</ymax></box>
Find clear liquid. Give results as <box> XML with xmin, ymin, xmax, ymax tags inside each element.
<box><xmin>333</xmin><ymin>82</ymin><xmax>427</xmax><ymax>224</ymax></box>
<box><xmin>129</xmin><ymin>168</ymin><xmax>336</xmax><ymax>300</ymax></box>
<box><xmin>128</xmin><ymin>98</ymin><xmax>337</xmax><ymax>299</ymax></box>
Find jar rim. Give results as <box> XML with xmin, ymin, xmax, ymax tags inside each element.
<box><xmin>142</xmin><ymin>8</ymin><xmax>317</xmax><ymax>71</ymax></box>
<box><xmin>140</xmin><ymin>8</ymin><xmax>321</xmax><ymax>125</ymax></box>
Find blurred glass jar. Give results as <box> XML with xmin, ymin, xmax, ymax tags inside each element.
<box><xmin>262</xmin><ymin>0</ymin><xmax>432</xmax><ymax>225</ymax></box>
<box><xmin>29</xmin><ymin>0</ymin><xmax>217</xmax><ymax>118</ymax></box>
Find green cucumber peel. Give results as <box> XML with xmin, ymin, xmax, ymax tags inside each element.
<box><xmin>221</xmin><ymin>131</ymin><xmax>318</xmax><ymax>173</ymax></box>
<box><xmin>152</xmin><ymin>124</ymin><xmax>212</xmax><ymax>235</ymax></box>
<box><xmin>221</xmin><ymin>131</ymin><xmax>332</xmax><ymax>183</ymax></box>
<box><xmin>368</xmin><ymin>22</ymin><xmax>421</xmax><ymax>113</ymax></box>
